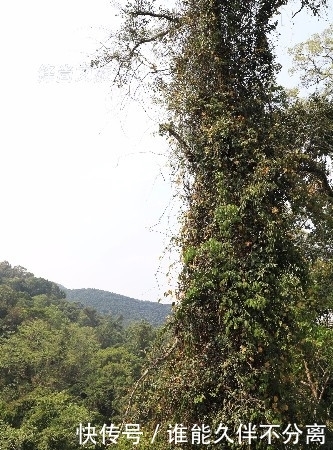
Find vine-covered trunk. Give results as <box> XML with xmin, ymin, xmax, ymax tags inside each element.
<box><xmin>107</xmin><ymin>0</ymin><xmax>330</xmax><ymax>447</ymax></box>
<box><xmin>148</xmin><ymin>0</ymin><xmax>311</xmax><ymax>440</ymax></box>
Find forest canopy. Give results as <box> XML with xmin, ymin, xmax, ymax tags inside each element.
<box><xmin>0</xmin><ymin>261</ymin><xmax>158</xmax><ymax>449</ymax></box>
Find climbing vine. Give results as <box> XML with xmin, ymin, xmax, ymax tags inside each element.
<box><xmin>93</xmin><ymin>0</ymin><xmax>333</xmax><ymax>447</ymax></box>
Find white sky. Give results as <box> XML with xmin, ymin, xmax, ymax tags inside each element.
<box><xmin>0</xmin><ymin>1</ymin><xmax>332</xmax><ymax>302</ymax></box>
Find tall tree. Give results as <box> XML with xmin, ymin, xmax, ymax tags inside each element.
<box><xmin>286</xmin><ymin>24</ymin><xmax>333</xmax><ymax>431</ymax></box>
<box><xmin>289</xmin><ymin>23</ymin><xmax>333</xmax><ymax>96</ymax></box>
<box><xmin>93</xmin><ymin>1</ymin><xmax>333</xmax><ymax>446</ymax></box>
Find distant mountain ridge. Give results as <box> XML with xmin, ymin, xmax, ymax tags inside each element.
<box><xmin>61</xmin><ymin>287</ymin><xmax>172</xmax><ymax>326</ymax></box>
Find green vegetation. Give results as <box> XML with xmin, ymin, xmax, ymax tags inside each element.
<box><xmin>289</xmin><ymin>23</ymin><xmax>333</xmax><ymax>96</ymax></box>
<box><xmin>2</xmin><ymin>4</ymin><xmax>333</xmax><ymax>450</ymax></box>
<box><xmin>90</xmin><ymin>1</ymin><xmax>333</xmax><ymax>448</ymax></box>
<box><xmin>0</xmin><ymin>261</ymin><xmax>158</xmax><ymax>449</ymax></box>
<box><xmin>62</xmin><ymin>287</ymin><xmax>171</xmax><ymax>326</ymax></box>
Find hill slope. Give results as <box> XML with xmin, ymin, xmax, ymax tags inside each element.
<box><xmin>62</xmin><ymin>287</ymin><xmax>172</xmax><ymax>326</ymax></box>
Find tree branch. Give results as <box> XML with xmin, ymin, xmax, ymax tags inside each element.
<box><xmin>292</xmin><ymin>5</ymin><xmax>304</xmax><ymax>18</ymax></box>
<box><xmin>300</xmin><ymin>160</ymin><xmax>333</xmax><ymax>199</ymax></box>
<box><xmin>318</xmin><ymin>371</ymin><xmax>331</xmax><ymax>404</ymax></box>
<box><xmin>130</xmin><ymin>29</ymin><xmax>171</xmax><ymax>57</ymax></box>
<box><xmin>129</xmin><ymin>10</ymin><xmax>180</xmax><ymax>23</ymax></box>
<box><xmin>304</xmin><ymin>359</ymin><xmax>318</xmax><ymax>400</ymax></box>
<box><xmin>159</xmin><ymin>123</ymin><xmax>195</xmax><ymax>163</ymax></box>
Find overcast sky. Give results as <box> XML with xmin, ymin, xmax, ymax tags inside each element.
<box><xmin>0</xmin><ymin>1</ymin><xmax>332</xmax><ymax>302</ymax></box>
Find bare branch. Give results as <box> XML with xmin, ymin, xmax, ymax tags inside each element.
<box><xmin>130</xmin><ymin>29</ymin><xmax>170</xmax><ymax>57</ymax></box>
<box><xmin>323</xmin><ymin>52</ymin><xmax>333</xmax><ymax>64</ymax></box>
<box><xmin>292</xmin><ymin>5</ymin><xmax>304</xmax><ymax>18</ymax></box>
<box><xmin>129</xmin><ymin>10</ymin><xmax>180</xmax><ymax>23</ymax></box>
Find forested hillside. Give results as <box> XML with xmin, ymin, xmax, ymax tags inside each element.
<box><xmin>0</xmin><ymin>261</ymin><xmax>159</xmax><ymax>449</ymax></box>
<box><xmin>62</xmin><ymin>287</ymin><xmax>171</xmax><ymax>326</ymax></box>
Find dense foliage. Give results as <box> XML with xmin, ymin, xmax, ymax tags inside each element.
<box><xmin>2</xmin><ymin>4</ymin><xmax>333</xmax><ymax>450</ymax></box>
<box><xmin>0</xmin><ymin>261</ymin><xmax>158</xmax><ymax>449</ymax></box>
<box><xmin>63</xmin><ymin>287</ymin><xmax>171</xmax><ymax>326</ymax></box>
<box><xmin>289</xmin><ymin>22</ymin><xmax>333</xmax><ymax>96</ymax></box>
<box><xmin>91</xmin><ymin>1</ymin><xmax>333</xmax><ymax>448</ymax></box>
